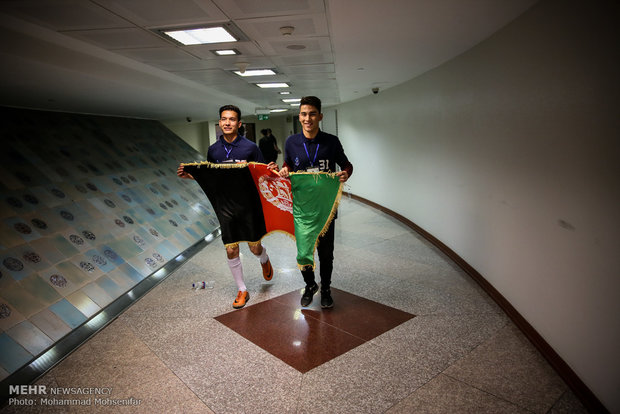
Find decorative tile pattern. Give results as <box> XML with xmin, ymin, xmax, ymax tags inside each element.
<box><xmin>5</xmin><ymin>320</ymin><xmax>53</xmax><ymax>356</ymax></box>
<box><xmin>48</xmin><ymin>299</ymin><xmax>87</xmax><ymax>329</ymax></box>
<box><xmin>0</xmin><ymin>333</ymin><xmax>32</xmax><ymax>374</ymax></box>
<box><xmin>0</xmin><ymin>107</ymin><xmax>217</xmax><ymax>377</ymax></box>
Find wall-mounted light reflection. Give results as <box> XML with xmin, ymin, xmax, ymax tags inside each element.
<box><xmin>175</xmin><ymin>254</ymin><xmax>186</xmax><ymax>262</ymax></box>
<box><xmin>29</xmin><ymin>348</ymin><xmax>59</xmax><ymax>372</ymax></box>
<box><xmin>153</xmin><ymin>269</ymin><xmax>167</xmax><ymax>279</ymax></box>
<box><xmin>85</xmin><ymin>312</ymin><xmax>107</xmax><ymax>330</ymax></box>
<box><xmin>292</xmin><ymin>340</ymin><xmax>302</xmax><ymax>347</ymax></box>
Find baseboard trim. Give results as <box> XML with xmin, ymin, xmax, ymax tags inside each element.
<box><xmin>346</xmin><ymin>192</ymin><xmax>608</xmax><ymax>414</ymax></box>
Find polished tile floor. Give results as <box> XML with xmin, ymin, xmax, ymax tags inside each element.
<box><xmin>2</xmin><ymin>198</ymin><xmax>588</xmax><ymax>413</ymax></box>
<box><xmin>215</xmin><ymin>288</ymin><xmax>414</xmax><ymax>373</ymax></box>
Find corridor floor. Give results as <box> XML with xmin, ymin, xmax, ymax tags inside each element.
<box><xmin>2</xmin><ymin>198</ymin><xmax>587</xmax><ymax>413</ymax></box>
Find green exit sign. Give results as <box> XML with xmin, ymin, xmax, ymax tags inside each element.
<box><xmin>258</xmin><ymin>114</ymin><xmax>269</xmax><ymax>120</ymax></box>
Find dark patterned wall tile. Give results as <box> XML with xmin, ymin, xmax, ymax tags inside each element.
<box><xmin>19</xmin><ymin>274</ymin><xmax>62</xmax><ymax>306</ymax></box>
<box><xmin>48</xmin><ymin>299</ymin><xmax>87</xmax><ymax>329</ymax></box>
<box><xmin>49</xmin><ymin>234</ymin><xmax>80</xmax><ymax>257</ymax></box>
<box><xmin>1</xmin><ymin>282</ymin><xmax>47</xmax><ymax>318</ymax></box>
<box><xmin>54</xmin><ymin>261</ymin><xmax>90</xmax><ymax>289</ymax></box>
<box><xmin>0</xmin><ymin>333</ymin><xmax>33</xmax><ymax>374</ymax></box>
<box><xmin>26</xmin><ymin>238</ymin><xmax>67</xmax><ymax>266</ymax></box>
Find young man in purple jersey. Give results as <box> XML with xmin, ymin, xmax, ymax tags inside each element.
<box><xmin>277</xmin><ymin>96</ymin><xmax>353</xmax><ymax>308</ymax></box>
<box><xmin>177</xmin><ymin>105</ymin><xmax>274</xmax><ymax>309</ymax></box>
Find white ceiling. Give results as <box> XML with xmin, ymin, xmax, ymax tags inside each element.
<box><xmin>0</xmin><ymin>0</ymin><xmax>538</xmax><ymax>122</ymax></box>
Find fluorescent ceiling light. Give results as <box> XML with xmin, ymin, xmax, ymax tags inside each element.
<box><xmin>290</xmin><ymin>103</ymin><xmax>300</xmax><ymax>106</ymax></box>
<box><xmin>282</xmin><ymin>98</ymin><xmax>301</xmax><ymax>103</ymax></box>
<box><xmin>163</xmin><ymin>26</ymin><xmax>236</xmax><ymax>45</ymax></box>
<box><xmin>279</xmin><ymin>91</ymin><xmax>291</xmax><ymax>95</ymax></box>
<box><xmin>270</xmin><ymin>109</ymin><xmax>288</xmax><ymax>112</ymax></box>
<box><xmin>256</xmin><ymin>83</ymin><xmax>289</xmax><ymax>88</ymax></box>
<box><xmin>234</xmin><ymin>69</ymin><xmax>276</xmax><ymax>77</ymax></box>
<box><xmin>213</xmin><ymin>49</ymin><xmax>239</xmax><ymax>56</ymax></box>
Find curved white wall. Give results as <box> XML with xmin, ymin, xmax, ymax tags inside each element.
<box><xmin>336</xmin><ymin>0</ymin><xmax>619</xmax><ymax>411</ymax></box>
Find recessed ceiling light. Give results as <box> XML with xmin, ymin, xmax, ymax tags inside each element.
<box><xmin>282</xmin><ymin>98</ymin><xmax>301</xmax><ymax>103</ymax></box>
<box><xmin>163</xmin><ymin>26</ymin><xmax>236</xmax><ymax>45</ymax></box>
<box><xmin>270</xmin><ymin>109</ymin><xmax>288</xmax><ymax>113</ymax></box>
<box><xmin>290</xmin><ymin>103</ymin><xmax>300</xmax><ymax>106</ymax></box>
<box><xmin>256</xmin><ymin>83</ymin><xmax>289</xmax><ymax>88</ymax></box>
<box><xmin>279</xmin><ymin>91</ymin><xmax>291</xmax><ymax>95</ymax></box>
<box><xmin>212</xmin><ymin>49</ymin><xmax>239</xmax><ymax>56</ymax></box>
<box><xmin>234</xmin><ymin>69</ymin><xmax>276</xmax><ymax>77</ymax></box>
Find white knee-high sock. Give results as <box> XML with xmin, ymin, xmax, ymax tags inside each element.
<box><xmin>228</xmin><ymin>257</ymin><xmax>246</xmax><ymax>291</ymax></box>
<box><xmin>255</xmin><ymin>246</ymin><xmax>269</xmax><ymax>264</ymax></box>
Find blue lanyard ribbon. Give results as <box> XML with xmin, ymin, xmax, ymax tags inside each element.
<box><xmin>224</xmin><ymin>144</ymin><xmax>232</xmax><ymax>159</ymax></box>
<box><xmin>303</xmin><ymin>142</ymin><xmax>319</xmax><ymax>167</ymax></box>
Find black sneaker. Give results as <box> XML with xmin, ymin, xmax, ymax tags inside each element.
<box><xmin>321</xmin><ymin>289</ymin><xmax>334</xmax><ymax>308</ymax></box>
<box><xmin>300</xmin><ymin>283</ymin><xmax>319</xmax><ymax>307</ymax></box>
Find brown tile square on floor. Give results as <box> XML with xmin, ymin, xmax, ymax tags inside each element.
<box><xmin>214</xmin><ymin>288</ymin><xmax>415</xmax><ymax>373</ymax></box>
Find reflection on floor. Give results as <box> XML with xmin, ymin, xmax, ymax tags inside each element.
<box><xmin>1</xmin><ymin>198</ymin><xmax>588</xmax><ymax>413</ymax></box>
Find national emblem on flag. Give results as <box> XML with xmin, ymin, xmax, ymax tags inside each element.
<box><xmin>182</xmin><ymin>162</ymin><xmax>294</xmax><ymax>246</ymax></box>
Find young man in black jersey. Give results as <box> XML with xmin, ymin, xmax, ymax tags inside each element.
<box><xmin>278</xmin><ymin>96</ymin><xmax>353</xmax><ymax>308</ymax></box>
<box><xmin>177</xmin><ymin>105</ymin><xmax>274</xmax><ymax>309</ymax></box>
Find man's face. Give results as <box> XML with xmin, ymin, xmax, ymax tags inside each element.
<box><xmin>299</xmin><ymin>104</ymin><xmax>323</xmax><ymax>136</ymax></box>
<box><xmin>219</xmin><ymin>110</ymin><xmax>241</xmax><ymax>137</ymax></box>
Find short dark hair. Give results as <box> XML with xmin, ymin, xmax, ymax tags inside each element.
<box><xmin>219</xmin><ymin>105</ymin><xmax>241</xmax><ymax>119</ymax></box>
<box><xmin>300</xmin><ymin>96</ymin><xmax>321</xmax><ymax>113</ymax></box>
<box><xmin>260</xmin><ymin>128</ymin><xmax>268</xmax><ymax>135</ymax></box>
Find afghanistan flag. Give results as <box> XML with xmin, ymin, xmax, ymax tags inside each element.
<box><xmin>289</xmin><ymin>172</ymin><xmax>343</xmax><ymax>269</ymax></box>
<box><xmin>181</xmin><ymin>162</ymin><xmax>342</xmax><ymax>268</ymax></box>
<box><xmin>182</xmin><ymin>162</ymin><xmax>294</xmax><ymax>246</ymax></box>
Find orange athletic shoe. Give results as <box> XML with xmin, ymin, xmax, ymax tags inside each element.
<box><xmin>233</xmin><ymin>290</ymin><xmax>249</xmax><ymax>309</ymax></box>
<box><xmin>261</xmin><ymin>260</ymin><xmax>273</xmax><ymax>281</ymax></box>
